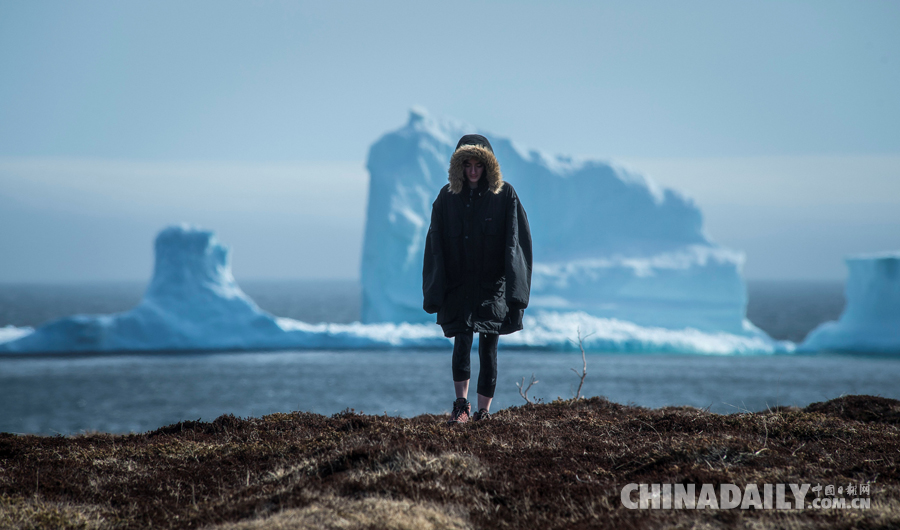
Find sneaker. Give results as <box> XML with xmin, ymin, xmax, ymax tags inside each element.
<box><xmin>472</xmin><ymin>409</ymin><xmax>491</xmax><ymax>422</ymax></box>
<box><xmin>448</xmin><ymin>398</ymin><xmax>471</xmax><ymax>425</ymax></box>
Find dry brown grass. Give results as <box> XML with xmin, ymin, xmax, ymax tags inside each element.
<box><xmin>0</xmin><ymin>495</ymin><xmax>110</xmax><ymax>529</ymax></box>
<box><xmin>206</xmin><ymin>495</ymin><xmax>471</xmax><ymax>530</ymax></box>
<box><xmin>1</xmin><ymin>395</ymin><xmax>898</xmax><ymax>529</ymax></box>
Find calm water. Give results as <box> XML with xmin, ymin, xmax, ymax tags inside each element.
<box><xmin>2</xmin><ymin>279</ymin><xmax>891</xmax><ymax>436</ymax></box>
<box><xmin>2</xmin><ymin>350</ymin><xmax>899</xmax><ymax>435</ymax></box>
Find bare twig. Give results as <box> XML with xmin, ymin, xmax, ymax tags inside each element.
<box><xmin>569</xmin><ymin>327</ymin><xmax>592</xmax><ymax>399</ymax></box>
<box><xmin>517</xmin><ymin>374</ymin><xmax>539</xmax><ymax>404</ymax></box>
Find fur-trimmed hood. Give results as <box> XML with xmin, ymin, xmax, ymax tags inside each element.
<box><xmin>448</xmin><ymin>135</ymin><xmax>503</xmax><ymax>194</ymax></box>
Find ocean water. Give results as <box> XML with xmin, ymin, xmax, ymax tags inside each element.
<box><xmin>2</xmin><ymin>279</ymin><xmax>898</xmax><ymax>435</ymax></box>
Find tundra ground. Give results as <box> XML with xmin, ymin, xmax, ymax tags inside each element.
<box><xmin>1</xmin><ymin>395</ymin><xmax>898</xmax><ymax>529</ymax></box>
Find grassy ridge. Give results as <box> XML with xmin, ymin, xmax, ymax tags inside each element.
<box><xmin>1</xmin><ymin>396</ymin><xmax>898</xmax><ymax>529</ymax></box>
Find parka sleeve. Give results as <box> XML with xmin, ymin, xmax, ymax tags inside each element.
<box><xmin>422</xmin><ymin>193</ymin><xmax>446</xmax><ymax>314</ymax></box>
<box><xmin>505</xmin><ymin>187</ymin><xmax>533</xmax><ymax>310</ymax></box>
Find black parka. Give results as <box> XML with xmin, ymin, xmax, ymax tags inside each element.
<box><xmin>423</xmin><ymin>135</ymin><xmax>533</xmax><ymax>338</ymax></box>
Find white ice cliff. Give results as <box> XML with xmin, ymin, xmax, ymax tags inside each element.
<box><xmin>800</xmin><ymin>253</ymin><xmax>900</xmax><ymax>353</ymax></box>
<box><xmin>362</xmin><ymin>109</ymin><xmax>763</xmax><ymax>336</ymax></box>
<box><xmin>0</xmin><ymin>225</ymin><xmax>791</xmax><ymax>354</ymax></box>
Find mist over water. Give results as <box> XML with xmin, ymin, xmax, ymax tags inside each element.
<box><xmin>744</xmin><ymin>281</ymin><xmax>846</xmax><ymax>343</ymax></box>
<box><xmin>0</xmin><ymin>280</ymin><xmax>361</xmax><ymax>329</ymax></box>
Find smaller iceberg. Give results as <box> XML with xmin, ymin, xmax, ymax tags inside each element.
<box><xmin>0</xmin><ymin>225</ymin><xmax>450</xmax><ymax>353</ymax></box>
<box><xmin>0</xmin><ymin>225</ymin><xmax>793</xmax><ymax>355</ymax></box>
<box><xmin>800</xmin><ymin>253</ymin><xmax>900</xmax><ymax>353</ymax></box>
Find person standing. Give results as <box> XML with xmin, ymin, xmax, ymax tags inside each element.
<box><xmin>423</xmin><ymin>134</ymin><xmax>533</xmax><ymax>424</ymax></box>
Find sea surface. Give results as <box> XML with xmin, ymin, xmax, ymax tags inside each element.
<box><xmin>3</xmin><ymin>279</ymin><xmax>899</xmax><ymax>435</ymax></box>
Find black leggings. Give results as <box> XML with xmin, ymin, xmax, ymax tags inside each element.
<box><xmin>452</xmin><ymin>331</ymin><xmax>499</xmax><ymax>398</ymax></box>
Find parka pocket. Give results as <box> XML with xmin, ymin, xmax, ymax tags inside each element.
<box><xmin>481</xmin><ymin>218</ymin><xmax>499</xmax><ymax>235</ymax></box>
<box><xmin>477</xmin><ymin>278</ymin><xmax>508</xmax><ymax>321</ymax></box>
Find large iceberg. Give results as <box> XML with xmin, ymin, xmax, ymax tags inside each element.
<box><xmin>362</xmin><ymin>109</ymin><xmax>762</xmax><ymax>336</ymax></box>
<box><xmin>800</xmin><ymin>253</ymin><xmax>900</xmax><ymax>353</ymax></box>
<box><xmin>0</xmin><ymin>225</ymin><xmax>791</xmax><ymax>354</ymax></box>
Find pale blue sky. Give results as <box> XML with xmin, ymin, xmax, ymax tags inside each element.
<box><xmin>1</xmin><ymin>1</ymin><xmax>898</xmax><ymax>281</ymax></box>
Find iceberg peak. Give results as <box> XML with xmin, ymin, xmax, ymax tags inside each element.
<box><xmin>146</xmin><ymin>224</ymin><xmax>248</xmax><ymax>304</ymax></box>
<box><xmin>407</xmin><ymin>106</ymin><xmax>428</xmax><ymax>125</ymax></box>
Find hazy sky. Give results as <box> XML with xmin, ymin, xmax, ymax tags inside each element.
<box><xmin>1</xmin><ymin>1</ymin><xmax>898</xmax><ymax>281</ymax></box>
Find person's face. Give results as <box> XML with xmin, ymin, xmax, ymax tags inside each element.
<box><xmin>464</xmin><ymin>158</ymin><xmax>484</xmax><ymax>186</ymax></box>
